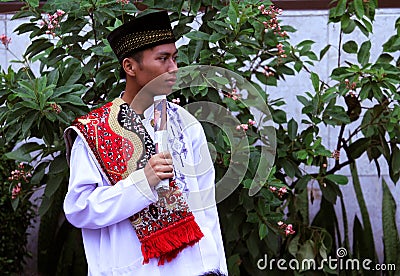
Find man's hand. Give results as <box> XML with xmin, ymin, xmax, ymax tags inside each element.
<box><xmin>144</xmin><ymin>151</ymin><xmax>174</xmax><ymax>187</ymax></box>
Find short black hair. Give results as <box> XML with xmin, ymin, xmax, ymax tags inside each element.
<box><xmin>119</xmin><ymin>50</ymin><xmax>144</xmax><ymax>79</ymax></box>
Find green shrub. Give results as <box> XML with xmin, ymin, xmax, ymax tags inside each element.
<box><xmin>0</xmin><ymin>139</ymin><xmax>36</xmax><ymax>275</ymax></box>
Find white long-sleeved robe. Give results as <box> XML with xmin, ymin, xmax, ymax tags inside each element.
<box><xmin>63</xmin><ymin>102</ymin><xmax>228</xmax><ymax>276</ymax></box>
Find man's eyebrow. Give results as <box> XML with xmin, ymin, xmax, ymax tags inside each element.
<box><xmin>156</xmin><ymin>50</ymin><xmax>179</xmax><ymax>56</ymax></box>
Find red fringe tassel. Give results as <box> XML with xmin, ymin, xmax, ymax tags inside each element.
<box><xmin>141</xmin><ymin>216</ymin><xmax>204</xmax><ymax>266</ymax></box>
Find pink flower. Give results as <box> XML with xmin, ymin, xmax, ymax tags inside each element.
<box><xmin>41</xmin><ymin>10</ymin><xmax>65</xmax><ymax>37</ymax></box>
<box><xmin>269</xmin><ymin>186</ymin><xmax>277</xmax><ymax>192</ymax></box>
<box><xmin>0</xmin><ymin>34</ymin><xmax>11</xmax><ymax>47</ymax></box>
<box><xmin>277</xmin><ymin>186</ymin><xmax>288</xmax><ymax>198</ymax></box>
<box><xmin>277</xmin><ymin>220</ymin><xmax>296</xmax><ymax>236</ymax></box>
<box><xmin>172</xmin><ymin>98</ymin><xmax>180</xmax><ymax>104</ymax></box>
<box><xmin>285</xmin><ymin>224</ymin><xmax>295</xmax><ymax>236</ymax></box>
<box><xmin>248</xmin><ymin>119</ymin><xmax>256</xmax><ymax>126</ymax></box>
<box><xmin>277</xmin><ymin>43</ymin><xmax>284</xmax><ymax>52</ymax></box>
<box><xmin>331</xmin><ymin>149</ymin><xmax>340</xmax><ymax>160</ymax></box>
<box><xmin>236</xmin><ymin>123</ymin><xmax>249</xmax><ymax>131</ymax></box>
<box><xmin>116</xmin><ymin>0</ymin><xmax>130</xmax><ymax>4</ymax></box>
<box><xmin>263</xmin><ymin>66</ymin><xmax>275</xmax><ymax>77</ymax></box>
<box><xmin>227</xmin><ymin>88</ymin><xmax>240</xmax><ymax>100</ymax></box>
<box><xmin>12</xmin><ymin>183</ymin><xmax>22</xmax><ymax>199</ymax></box>
<box><xmin>50</xmin><ymin>103</ymin><xmax>62</xmax><ymax>114</ymax></box>
<box><xmin>259</xmin><ymin>5</ymin><xmax>287</xmax><ymax>39</ymax></box>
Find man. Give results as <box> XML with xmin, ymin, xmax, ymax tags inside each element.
<box><xmin>63</xmin><ymin>11</ymin><xmax>227</xmax><ymax>276</ymax></box>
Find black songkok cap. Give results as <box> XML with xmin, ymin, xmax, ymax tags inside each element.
<box><xmin>107</xmin><ymin>11</ymin><xmax>176</xmax><ymax>63</ymax></box>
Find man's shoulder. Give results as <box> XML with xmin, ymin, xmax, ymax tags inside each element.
<box><xmin>72</xmin><ymin>101</ymin><xmax>114</xmax><ymax>126</ymax></box>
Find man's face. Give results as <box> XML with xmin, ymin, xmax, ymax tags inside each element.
<box><xmin>134</xmin><ymin>43</ymin><xmax>178</xmax><ymax>90</ymax></box>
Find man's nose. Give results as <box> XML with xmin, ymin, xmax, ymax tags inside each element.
<box><xmin>168</xmin><ymin>58</ymin><xmax>178</xmax><ymax>73</ymax></box>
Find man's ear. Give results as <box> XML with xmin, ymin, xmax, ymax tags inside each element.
<box><xmin>122</xmin><ymin>57</ymin><xmax>136</xmax><ymax>77</ymax></box>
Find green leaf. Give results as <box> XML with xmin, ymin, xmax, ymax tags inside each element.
<box><xmin>11</xmin><ymin>9</ymin><xmax>37</xmax><ymax>20</ymax></box>
<box><xmin>383</xmin><ymin>35</ymin><xmax>400</xmax><ymax>53</ymax></box>
<box><xmin>287</xmin><ymin>118</ymin><xmax>298</xmax><ymax>141</ymax></box>
<box><xmin>350</xmin><ymin>162</ymin><xmax>376</xmax><ymax>262</ymax></box>
<box><xmin>348</xmin><ymin>138</ymin><xmax>370</xmax><ymax>159</ymax></box>
<box><xmin>357</xmin><ymin>40</ymin><xmax>371</xmax><ymax>66</ymax></box>
<box><xmin>343</xmin><ymin>20</ymin><xmax>356</xmax><ymax>33</ymax></box>
<box><xmin>341</xmin><ymin>13</ymin><xmax>351</xmax><ymax>29</ymax></box>
<box><xmin>310</xmin><ymin>72</ymin><xmax>320</xmax><ymax>92</ymax></box>
<box><xmin>382</xmin><ymin>179</ymin><xmax>399</xmax><ymax>270</ymax></box>
<box><xmin>353</xmin><ymin>0</ymin><xmax>365</xmax><ymax>19</ymax></box>
<box><xmin>209</xmin><ymin>76</ymin><xmax>229</xmax><ymax>85</ymax></box>
<box><xmin>259</xmin><ymin>223</ymin><xmax>268</xmax><ymax>240</ymax></box>
<box><xmin>247</xmin><ymin>229</ymin><xmax>261</xmax><ymax>259</ymax></box>
<box><xmin>5</xmin><ymin>142</ymin><xmax>43</xmax><ymax>162</ymax></box>
<box><xmin>30</xmin><ymin>161</ymin><xmax>49</xmax><ymax>185</ymax></box>
<box><xmin>272</xmin><ymin>109</ymin><xmax>287</xmax><ymax>124</ymax></box>
<box><xmin>25</xmin><ymin>39</ymin><xmax>53</xmax><ymax>59</ymax></box>
<box><xmin>294</xmin><ymin>61</ymin><xmax>303</xmax><ymax>72</ymax></box>
<box><xmin>376</xmin><ymin>53</ymin><xmax>394</xmax><ymax>64</ymax></box>
<box><xmin>62</xmin><ymin>64</ymin><xmax>83</xmax><ymax>86</ymax></box>
<box><xmin>48</xmin><ymin>155</ymin><xmax>68</xmax><ymax>175</ymax></box>
<box><xmin>27</xmin><ymin>0</ymin><xmax>39</xmax><ymax>8</ymax></box>
<box><xmin>296</xmin><ymin>150</ymin><xmax>308</xmax><ymax>160</ymax></box>
<box><xmin>355</xmin><ymin>20</ymin><xmax>370</xmax><ymax>37</ymax></box>
<box><xmin>38</xmin><ymin>176</ymin><xmax>68</xmax><ymax>274</ymax></box>
<box><xmin>227</xmin><ymin>254</ymin><xmax>240</xmax><ymax>276</ymax></box>
<box><xmin>391</xmin><ymin>146</ymin><xmax>400</xmax><ymax>176</ymax></box>
<box><xmin>325</xmin><ymin>174</ymin><xmax>348</xmax><ymax>185</ymax></box>
<box><xmin>288</xmin><ymin>235</ymin><xmax>300</xmax><ymax>257</ymax></box>
<box><xmin>209</xmin><ymin>32</ymin><xmax>226</xmax><ymax>43</ymax></box>
<box><xmin>184</xmin><ymin>31</ymin><xmax>210</xmax><ymax>41</ymax></box>
<box><xmin>297</xmin><ymin>39</ymin><xmax>315</xmax><ymax>48</ymax></box>
<box><xmin>335</xmin><ymin>0</ymin><xmax>347</xmax><ymax>17</ymax></box>
<box><xmin>343</xmin><ymin>40</ymin><xmax>358</xmax><ymax>53</ymax></box>
<box><xmin>362</xmin><ymin>17</ymin><xmax>373</xmax><ymax>33</ymax></box>
<box><xmin>227</xmin><ymin>1</ymin><xmax>239</xmax><ymax>28</ymax></box>
<box><xmin>280</xmin><ymin>159</ymin><xmax>297</xmax><ymax>178</ymax></box>
<box><xmin>297</xmin><ymin>240</ymin><xmax>316</xmax><ymax>263</ymax></box>
<box><xmin>22</xmin><ymin>112</ymin><xmax>39</xmax><ymax>137</ymax></box>
<box><xmin>44</xmin><ymin>174</ymin><xmax>64</xmax><ymax>198</ymax></box>
<box><xmin>11</xmin><ymin>197</ymin><xmax>20</xmax><ymax>211</ymax></box>
<box><xmin>319</xmin><ymin>45</ymin><xmax>331</xmax><ymax>60</ymax></box>
<box><xmin>319</xmin><ymin>181</ymin><xmax>339</xmax><ymax>204</ymax></box>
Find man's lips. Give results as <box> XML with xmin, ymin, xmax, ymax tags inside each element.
<box><xmin>166</xmin><ymin>78</ymin><xmax>177</xmax><ymax>84</ymax></box>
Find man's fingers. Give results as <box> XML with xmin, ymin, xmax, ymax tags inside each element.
<box><xmin>155</xmin><ymin>152</ymin><xmax>173</xmax><ymax>165</ymax></box>
<box><xmin>159</xmin><ymin>151</ymin><xmax>172</xmax><ymax>160</ymax></box>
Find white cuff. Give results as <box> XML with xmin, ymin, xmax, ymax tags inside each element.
<box><xmin>127</xmin><ymin>169</ymin><xmax>158</xmax><ymax>203</ymax></box>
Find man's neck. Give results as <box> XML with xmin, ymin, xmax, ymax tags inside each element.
<box><xmin>122</xmin><ymin>82</ymin><xmax>153</xmax><ymax>114</ymax></box>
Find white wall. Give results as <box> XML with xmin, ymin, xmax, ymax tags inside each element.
<box><xmin>275</xmin><ymin>8</ymin><xmax>400</xmax><ymax>263</ymax></box>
